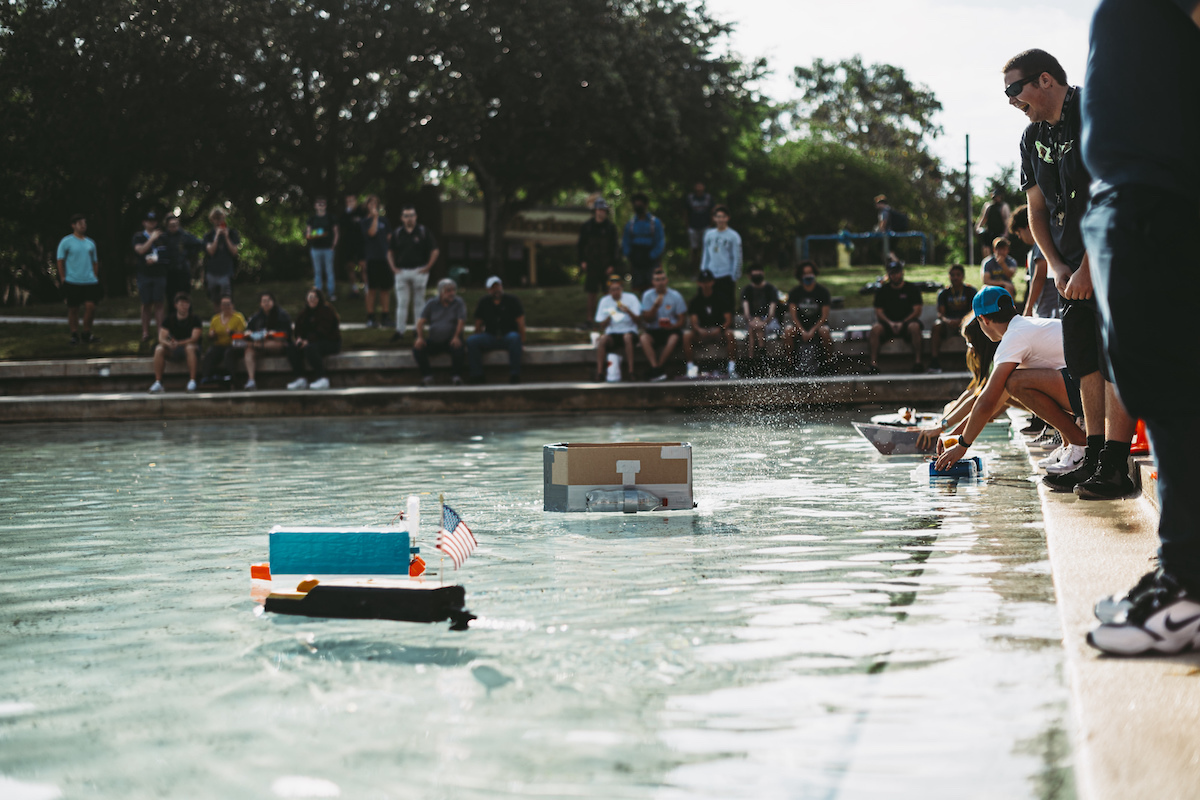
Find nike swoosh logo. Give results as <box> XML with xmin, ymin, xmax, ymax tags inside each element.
<box><xmin>1163</xmin><ymin>612</ymin><xmax>1200</xmax><ymax>632</ymax></box>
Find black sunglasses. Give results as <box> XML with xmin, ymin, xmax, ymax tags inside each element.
<box><xmin>1004</xmin><ymin>74</ymin><xmax>1039</xmax><ymax>98</ymax></box>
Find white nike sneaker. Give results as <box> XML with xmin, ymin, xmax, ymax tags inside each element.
<box><xmin>243</xmin><ymin>379</ymin><xmax>257</xmax><ymax>391</ymax></box>
<box><xmin>1045</xmin><ymin>444</ymin><xmax>1087</xmax><ymax>474</ymax></box>
<box><xmin>309</xmin><ymin>377</ymin><xmax>330</xmax><ymax>390</ymax></box>
<box><xmin>1094</xmin><ymin>568</ymin><xmax>1161</xmax><ymax>624</ymax></box>
<box><xmin>287</xmin><ymin>377</ymin><xmax>308</xmax><ymax>390</ymax></box>
<box><xmin>186</xmin><ymin>379</ymin><xmax>197</xmax><ymax>392</ymax></box>
<box><xmin>686</xmin><ymin>363</ymin><xmax>699</xmax><ymax>379</ymax></box>
<box><xmin>1036</xmin><ymin>444</ymin><xmax>1067</xmax><ymax>469</ymax></box>
<box><xmin>148</xmin><ymin>381</ymin><xmax>164</xmax><ymax>394</ymax></box>
<box><xmin>1088</xmin><ymin>571</ymin><xmax>1200</xmax><ymax>656</ymax></box>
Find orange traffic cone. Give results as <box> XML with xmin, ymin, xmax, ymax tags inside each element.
<box><xmin>1131</xmin><ymin>419</ymin><xmax>1151</xmax><ymax>456</ymax></box>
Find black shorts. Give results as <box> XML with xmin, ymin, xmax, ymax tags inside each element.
<box><xmin>602</xmin><ymin>332</ymin><xmax>634</xmax><ymax>351</ymax></box>
<box><xmin>1060</xmin><ymin>298</ymin><xmax>1109</xmax><ymax>382</ymax></box>
<box><xmin>644</xmin><ymin>328</ymin><xmax>680</xmax><ymax>348</ymax></box>
<box><xmin>365</xmin><ymin>258</ymin><xmax>392</xmax><ymax>290</ymax></box>
<box><xmin>1060</xmin><ymin>367</ymin><xmax>1085</xmax><ymax>418</ymax></box>
<box><xmin>877</xmin><ymin>318</ymin><xmax>923</xmax><ymax>340</ymax></box>
<box><xmin>63</xmin><ymin>282</ymin><xmax>101</xmax><ymax>308</ymax></box>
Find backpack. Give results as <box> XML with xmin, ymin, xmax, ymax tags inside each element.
<box><xmin>888</xmin><ymin>209</ymin><xmax>910</xmax><ymax>233</ymax></box>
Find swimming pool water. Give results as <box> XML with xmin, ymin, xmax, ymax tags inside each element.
<box><xmin>0</xmin><ymin>411</ymin><xmax>1071</xmax><ymax>799</ymax></box>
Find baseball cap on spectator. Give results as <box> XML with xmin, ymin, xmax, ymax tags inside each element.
<box><xmin>885</xmin><ymin>260</ymin><xmax>905</xmax><ymax>272</ymax></box>
<box><xmin>606</xmin><ymin>274</ymin><xmax>623</xmax><ymax>284</ymax></box>
<box><xmin>485</xmin><ymin>276</ymin><xmax>503</xmax><ymax>288</ymax></box>
<box><xmin>593</xmin><ymin>199</ymin><xmax>609</xmax><ymax>210</ymax></box>
<box><xmin>697</xmin><ymin>269</ymin><xmax>715</xmax><ymax>282</ymax></box>
<box><xmin>145</xmin><ymin>211</ymin><xmax>157</xmax><ymax>221</ymax></box>
<box><xmin>972</xmin><ymin>285</ymin><xmax>1012</xmax><ymax>316</ymax></box>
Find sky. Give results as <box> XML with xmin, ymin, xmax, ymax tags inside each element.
<box><xmin>704</xmin><ymin>0</ymin><xmax>1094</xmax><ymax>185</ymax></box>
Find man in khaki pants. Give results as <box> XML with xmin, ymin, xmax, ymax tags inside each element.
<box><xmin>390</xmin><ymin>205</ymin><xmax>440</xmax><ymax>341</ymax></box>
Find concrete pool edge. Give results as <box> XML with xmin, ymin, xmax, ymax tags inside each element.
<box><xmin>0</xmin><ymin>373</ymin><xmax>970</xmax><ymax>424</ymax></box>
<box><xmin>1034</xmin><ymin>459</ymin><xmax>1200</xmax><ymax>800</ymax></box>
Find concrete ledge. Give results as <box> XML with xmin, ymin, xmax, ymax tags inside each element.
<box><xmin>0</xmin><ymin>373</ymin><xmax>970</xmax><ymax>423</ymax></box>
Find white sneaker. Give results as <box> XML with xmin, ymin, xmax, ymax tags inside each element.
<box><xmin>243</xmin><ymin>379</ymin><xmax>257</xmax><ymax>391</ymax></box>
<box><xmin>309</xmin><ymin>377</ymin><xmax>330</xmax><ymax>390</ymax></box>
<box><xmin>186</xmin><ymin>379</ymin><xmax>197</xmax><ymax>392</ymax></box>
<box><xmin>1036</xmin><ymin>444</ymin><xmax>1067</xmax><ymax>469</ymax></box>
<box><xmin>686</xmin><ymin>363</ymin><xmax>699</xmax><ymax>379</ymax></box>
<box><xmin>148</xmin><ymin>381</ymin><xmax>164</xmax><ymax>394</ymax></box>
<box><xmin>287</xmin><ymin>377</ymin><xmax>308</xmax><ymax>390</ymax></box>
<box><xmin>1045</xmin><ymin>444</ymin><xmax>1087</xmax><ymax>474</ymax></box>
<box><xmin>727</xmin><ymin>360</ymin><xmax>739</xmax><ymax>379</ymax></box>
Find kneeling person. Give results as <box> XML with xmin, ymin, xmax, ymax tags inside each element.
<box><xmin>935</xmin><ymin>287</ymin><xmax>1086</xmax><ymax>473</ymax></box>
<box><xmin>150</xmin><ymin>292</ymin><xmax>202</xmax><ymax>393</ymax></box>
<box><xmin>683</xmin><ymin>269</ymin><xmax>736</xmax><ymax>379</ymax></box>
<box><xmin>414</xmin><ymin>278</ymin><xmax>467</xmax><ymax>386</ymax></box>
<box><xmin>594</xmin><ymin>274</ymin><xmax>642</xmax><ymax>381</ymax></box>
<box><xmin>639</xmin><ymin>268</ymin><xmax>687</xmax><ymax>380</ymax></box>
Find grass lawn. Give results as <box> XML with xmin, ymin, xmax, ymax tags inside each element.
<box><xmin>2</xmin><ymin>263</ymin><xmax>1027</xmax><ymax>360</ymax></box>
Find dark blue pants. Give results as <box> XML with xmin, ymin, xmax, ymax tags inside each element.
<box><xmin>1084</xmin><ymin>185</ymin><xmax>1200</xmax><ymax>584</ymax></box>
<box><xmin>467</xmin><ymin>332</ymin><xmax>522</xmax><ymax>379</ymax></box>
<box><xmin>413</xmin><ymin>340</ymin><xmax>466</xmax><ymax>377</ymax></box>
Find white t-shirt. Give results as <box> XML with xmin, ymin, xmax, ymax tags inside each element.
<box><xmin>993</xmin><ymin>315</ymin><xmax>1065</xmax><ymax>370</ymax></box>
<box><xmin>595</xmin><ymin>293</ymin><xmax>642</xmax><ymax>335</ymax></box>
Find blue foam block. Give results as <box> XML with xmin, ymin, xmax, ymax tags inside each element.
<box><xmin>929</xmin><ymin>456</ymin><xmax>983</xmax><ymax>478</ymax></box>
<box><xmin>269</xmin><ymin>528</ymin><xmax>412</xmax><ymax>575</ymax></box>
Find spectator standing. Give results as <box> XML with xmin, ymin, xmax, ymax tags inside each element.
<box><xmin>287</xmin><ymin>288</ymin><xmax>341</xmax><ymax>390</ymax></box>
<box><xmin>1010</xmin><ymin>205</ymin><xmax>1060</xmax><ymax>319</ymax></box>
<box><xmin>202</xmin><ymin>207</ymin><xmax>241</xmax><ymax>305</ymax></box>
<box><xmin>683</xmin><ymin>269</ymin><xmax>737</xmax><ymax>379</ymax></box>
<box><xmin>1078</xmin><ymin>0</ymin><xmax>1200</xmax><ymax>655</ymax></box>
<box><xmin>200</xmin><ymin>293</ymin><xmax>247</xmax><ymax>384</ymax></box>
<box><xmin>740</xmin><ymin>267</ymin><xmax>780</xmax><ymax>363</ymax></box>
<box><xmin>684</xmin><ymin>182</ymin><xmax>714</xmax><ymax>269</ymax></box>
<box><xmin>785</xmin><ymin>261</ymin><xmax>833</xmax><ymax>373</ymax></box>
<box><xmin>980</xmin><ymin>238</ymin><xmax>1018</xmax><ymax>295</ymax></box>
<box><xmin>929</xmin><ymin>264</ymin><xmax>977</xmax><ymax>373</ymax></box>
<box><xmin>467</xmin><ymin>276</ymin><xmax>526</xmax><ymax>384</ymax></box>
<box><xmin>149</xmin><ymin>292</ymin><xmax>201</xmax><ymax>393</ymax></box>
<box><xmin>390</xmin><ymin>205</ymin><xmax>440</xmax><ymax>341</ymax></box>
<box><xmin>242</xmin><ymin>291</ymin><xmax>292</xmax><ymax>391</ymax></box>
<box><xmin>306</xmin><ymin>197</ymin><xmax>338</xmax><ymax>301</ymax></box>
<box><xmin>160</xmin><ymin>215</ymin><xmax>204</xmax><ymax>307</ymax></box>
<box><xmin>132</xmin><ymin>211</ymin><xmax>167</xmax><ymax>344</ymax></box>
<box><xmin>359</xmin><ymin>195</ymin><xmax>393</xmax><ymax>328</ymax></box>
<box><xmin>55</xmin><ymin>214</ymin><xmax>101</xmax><ymax>346</ymax></box>
<box><xmin>413</xmin><ymin>278</ymin><xmax>467</xmax><ymax>386</ymax></box>
<box><xmin>339</xmin><ymin>194</ymin><xmax>366</xmax><ymax>299</ymax></box>
<box><xmin>1004</xmin><ymin>47</ymin><xmax>1137</xmax><ymax>498</ymax></box>
<box><xmin>578</xmin><ymin>199</ymin><xmax>619</xmax><ymax>326</ymax></box>
<box><xmin>593</xmin><ymin>275</ymin><xmax>642</xmax><ymax>382</ymax></box>
<box><xmin>639</xmin><ymin>267</ymin><xmax>687</xmax><ymax>381</ymax></box>
<box><xmin>868</xmin><ymin>261</ymin><xmax>924</xmax><ymax>374</ymax></box>
<box><xmin>975</xmin><ymin>190</ymin><xmax>1012</xmax><ymax>258</ymax></box>
<box><xmin>621</xmin><ymin>193</ymin><xmax>665</xmax><ymax>294</ymax></box>
<box><xmin>699</xmin><ymin>205</ymin><xmax>742</xmax><ymax>316</ymax></box>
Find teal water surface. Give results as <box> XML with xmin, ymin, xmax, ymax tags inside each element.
<box><xmin>0</xmin><ymin>411</ymin><xmax>1071</xmax><ymax>799</ymax></box>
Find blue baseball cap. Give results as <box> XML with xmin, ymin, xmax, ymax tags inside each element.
<box><xmin>973</xmin><ymin>285</ymin><xmax>1011</xmax><ymax>316</ymax></box>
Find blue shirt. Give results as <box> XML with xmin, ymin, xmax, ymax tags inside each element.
<box><xmin>622</xmin><ymin>214</ymin><xmax>665</xmax><ymax>261</ymax></box>
<box><xmin>56</xmin><ymin>235</ymin><xmax>98</xmax><ymax>285</ymax></box>
<box><xmin>639</xmin><ymin>287</ymin><xmax>687</xmax><ymax>330</ymax></box>
<box><xmin>700</xmin><ymin>227</ymin><xmax>742</xmax><ymax>281</ymax></box>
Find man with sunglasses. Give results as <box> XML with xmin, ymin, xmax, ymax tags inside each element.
<box><xmin>1002</xmin><ymin>48</ymin><xmax>1137</xmax><ymax>501</ymax></box>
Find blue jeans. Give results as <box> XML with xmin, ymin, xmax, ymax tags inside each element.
<box><xmin>467</xmin><ymin>332</ymin><xmax>522</xmax><ymax>379</ymax></box>
<box><xmin>311</xmin><ymin>248</ymin><xmax>335</xmax><ymax>296</ymax></box>
<box><xmin>1084</xmin><ymin>185</ymin><xmax>1200</xmax><ymax>585</ymax></box>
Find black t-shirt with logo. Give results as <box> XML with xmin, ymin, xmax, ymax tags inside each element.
<box><xmin>874</xmin><ymin>281</ymin><xmax>922</xmax><ymax>323</ymax></box>
<box><xmin>689</xmin><ymin>290</ymin><xmax>731</xmax><ymax>328</ymax></box>
<box><xmin>163</xmin><ymin>312</ymin><xmax>201</xmax><ymax>342</ymax></box>
<box><xmin>740</xmin><ymin>282</ymin><xmax>780</xmax><ymax>318</ymax></box>
<box><xmin>473</xmin><ymin>294</ymin><xmax>525</xmax><ymax>336</ymax></box>
<box><xmin>339</xmin><ymin>207</ymin><xmax>366</xmax><ymax>259</ymax></box>
<box><xmin>307</xmin><ymin>214</ymin><xmax>335</xmax><ymax>249</ymax></box>
<box><xmin>937</xmin><ymin>285</ymin><xmax>977</xmax><ymax>320</ymax></box>
<box><xmin>1019</xmin><ymin>86</ymin><xmax>1090</xmax><ymax>271</ymax></box>
<box><xmin>787</xmin><ymin>283</ymin><xmax>832</xmax><ymax>328</ymax></box>
<box><xmin>132</xmin><ymin>230</ymin><xmax>168</xmax><ymax>279</ymax></box>
<box><xmin>391</xmin><ymin>224</ymin><xmax>438</xmax><ymax>269</ymax></box>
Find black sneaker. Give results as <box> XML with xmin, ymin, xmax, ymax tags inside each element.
<box><xmin>389</xmin><ymin>331</ymin><xmax>403</xmax><ymax>343</ymax></box>
<box><xmin>867</xmin><ymin>364</ymin><xmax>881</xmax><ymax>375</ymax></box>
<box><xmin>83</xmin><ymin>331</ymin><xmax>101</xmax><ymax>344</ymax></box>
<box><xmin>1041</xmin><ymin>457</ymin><xmax>1099</xmax><ymax>492</ymax></box>
<box><xmin>1088</xmin><ymin>570</ymin><xmax>1200</xmax><ymax>655</ymax></box>
<box><xmin>1095</xmin><ymin>567</ymin><xmax>1162</xmax><ymax>624</ymax></box>
<box><xmin>1021</xmin><ymin>417</ymin><xmax>1048</xmax><ymax>436</ymax></box>
<box><xmin>927</xmin><ymin>357</ymin><xmax>942</xmax><ymax>374</ymax></box>
<box><xmin>69</xmin><ymin>332</ymin><xmax>80</xmax><ymax>345</ymax></box>
<box><xmin>1074</xmin><ymin>459</ymin><xmax>1137</xmax><ymax>500</ymax></box>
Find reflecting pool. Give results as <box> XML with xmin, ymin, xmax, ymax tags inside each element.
<box><xmin>0</xmin><ymin>411</ymin><xmax>1071</xmax><ymax>799</ymax></box>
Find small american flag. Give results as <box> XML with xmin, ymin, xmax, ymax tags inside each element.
<box><xmin>436</xmin><ymin>504</ymin><xmax>477</xmax><ymax>569</ymax></box>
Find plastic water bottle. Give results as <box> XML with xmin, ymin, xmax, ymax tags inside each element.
<box><xmin>585</xmin><ymin>488</ymin><xmax>663</xmax><ymax>513</ymax></box>
<box><xmin>407</xmin><ymin>495</ymin><xmax>420</xmax><ymax>538</ymax></box>
<box><xmin>606</xmin><ymin>354</ymin><xmax>622</xmax><ymax>382</ymax></box>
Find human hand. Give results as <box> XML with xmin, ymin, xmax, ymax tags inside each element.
<box><xmin>916</xmin><ymin>428</ymin><xmax>940</xmax><ymax>452</ymax></box>
<box><xmin>414</xmin><ymin>337</ymin><xmax>425</xmax><ymax>350</ymax></box>
<box><xmin>450</xmin><ymin>336</ymin><xmax>462</xmax><ymax>349</ymax></box>
<box><xmin>934</xmin><ymin>443</ymin><xmax>967</xmax><ymax>472</ymax></box>
<box><xmin>891</xmin><ymin>321</ymin><xmax>901</xmax><ymax>334</ymax></box>
<box><xmin>1062</xmin><ymin>267</ymin><xmax>1093</xmax><ymax>300</ymax></box>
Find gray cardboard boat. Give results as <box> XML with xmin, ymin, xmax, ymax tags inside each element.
<box><xmin>852</xmin><ymin>422</ymin><xmax>934</xmax><ymax>455</ymax></box>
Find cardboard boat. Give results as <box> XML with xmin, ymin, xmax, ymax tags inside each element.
<box><xmin>263</xmin><ymin>576</ymin><xmax>475</xmax><ymax>630</ymax></box>
<box><xmin>852</xmin><ymin>422</ymin><xmax>935</xmax><ymax>455</ymax></box>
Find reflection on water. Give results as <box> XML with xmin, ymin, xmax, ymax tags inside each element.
<box><xmin>0</xmin><ymin>411</ymin><xmax>1071</xmax><ymax>799</ymax></box>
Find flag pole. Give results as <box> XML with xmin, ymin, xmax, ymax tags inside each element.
<box><xmin>438</xmin><ymin>492</ymin><xmax>445</xmax><ymax>586</ymax></box>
